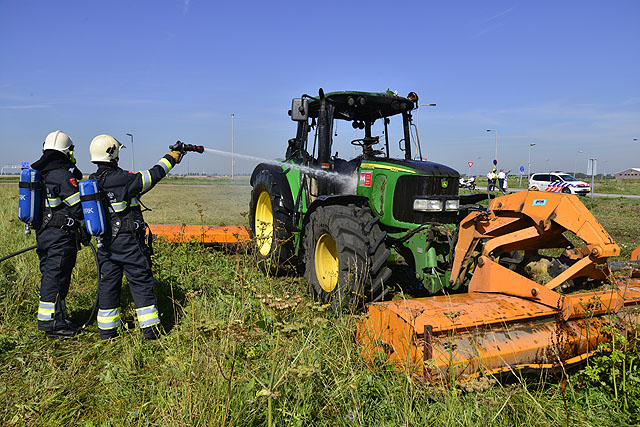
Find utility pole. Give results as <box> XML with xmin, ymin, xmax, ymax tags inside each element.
<box><xmin>528</xmin><ymin>143</ymin><xmax>536</xmax><ymax>181</ymax></box>
<box><xmin>588</xmin><ymin>158</ymin><xmax>597</xmax><ymax>198</ymax></box>
<box><xmin>416</xmin><ymin>103</ymin><xmax>436</xmax><ymax>159</ymax></box>
<box><xmin>231</xmin><ymin>113</ymin><xmax>235</xmax><ymax>179</ymax></box>
<box><xmin>574</xmin><ymin>150</ymin><xmax>583</xmax><ymax>177</ymax></box>
<box><xmin>126</xmin><ymin>133</ymin><xmax>134</xmax><ymax>171</ymax></box>
<box><xmin>486</xmin><ymin>129</ymin><xmax>498</xmax><ymax>164</ymax></box>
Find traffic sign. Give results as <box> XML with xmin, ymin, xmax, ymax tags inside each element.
<box><xmin>468</xmin><ymin>162</ymin><xmax>474</xmax><ymax>168</ymax></box>
<box><xmin>493</xmin><ymin>159</ymin><xmax>497</xmax><ymax>166</ymax></box>
<box><xmin>520</xmin><ymin>166</ymin><xmax>525</xmax><ymax>173</ymax></box>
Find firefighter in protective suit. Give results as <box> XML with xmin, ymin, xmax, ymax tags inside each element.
<box><xmin>89</xmin><ymin>135</ymin><xmax>182</xmax><ymax>340</ymax></box>
<box><xmin>31</xmin><ymin>130</ymin><xmax>84</xmax><ymax>338</ymax></box>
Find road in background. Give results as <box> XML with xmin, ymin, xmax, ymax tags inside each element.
<box><xmin>476</xmin><ymin>187</ymin><xmax>640</xmax><ymax>199</ymax></box>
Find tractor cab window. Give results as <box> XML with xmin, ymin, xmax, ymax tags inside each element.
<box><xmin>303</xmin><ymin>91</ymin><xmax>417</xmax><ymax>163</ymax></box>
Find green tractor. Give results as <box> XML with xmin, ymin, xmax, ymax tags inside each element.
<box><xmin>249</xmin><ymin>89</ymin><xmax>480</xmax><ymax>308</ymax></box>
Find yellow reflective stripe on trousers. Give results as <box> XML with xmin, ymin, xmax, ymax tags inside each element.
<box><xmin>130</xmin><ymin>197</ymin><xmax>140</xmax><ymax>207</ymax></box>
<box><xmin>140</xmin><ymin>170</ymin><xmax>152</xmax><ymax>193</ymax></box>
<box><xmin>38</xmin><ymin>301</ymin><xmax>55</xmax><ymax>321</ymax></box>
<box><xmin>46</xmin><ymin>197</ymin><xmax>62</xmax><ymax>207</ymax></box>
<box><xmin>110</xmin><ymin>201</ymin><xmax>128</xmax><ymax>212</ymax></box>
<box><xmin>63</xmin><ymin>192</ymin><xmax>81</xmax><ymax>206</ymax></box>
<box><xmin>157</xmin><ymin>158</ymin><xmax>173</xmax><ymax>174</ymax></box>
<box><xmin>97</xmin><ymin>308</ymin><xmax>122</xmax><ymax>330</ymax></box>
<box><xmin>136</xmin><ymin>305</ymin><xmax>160</xmax><ymax>328</ymax></box>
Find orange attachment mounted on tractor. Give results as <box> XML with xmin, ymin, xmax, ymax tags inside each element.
<box><xmin>358</xmin><ymin>191</ymin><xmax>640</xmax><ymax>381</ymax></box>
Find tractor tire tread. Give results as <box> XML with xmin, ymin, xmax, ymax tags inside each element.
<box><xmin>304</xmin><ymin>204</ymin><xmax>391</xmax><ymax>309</ymax></box>
<box><xmin>249</xmin><ymin>168</ymin><xmax>296</xmax><ymax>275</ymax></box>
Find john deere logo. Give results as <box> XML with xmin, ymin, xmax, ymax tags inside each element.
<box><xmin>441</xmin><ymin>180</ymin><xmax>449</xmax><ymax>189</ymax></box>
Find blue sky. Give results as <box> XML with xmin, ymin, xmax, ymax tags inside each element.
<box><xmin>1</xmin><ymin>0</ymin><xmax>638</xmax><ymax>176</ymax></box>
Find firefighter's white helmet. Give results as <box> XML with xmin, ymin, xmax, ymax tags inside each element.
<box><xmin>43</xmin><ymin>130</ymin><xmax>74</xmax><ymax>154</ymax></box>
<box><xmin>90</xmin><ymin>134</ymin><xmax>124</xmax><ymax>163</ymax></box>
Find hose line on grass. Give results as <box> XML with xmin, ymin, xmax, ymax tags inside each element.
<box><xmin>0</xmin><ymin>244</ymin><xmax>37</xmax><ymax>263</ymax></box>
<box><xmin>81</xmin><ymin>241</ymin><xmax>100</xmax><ymax>329</ymax></box>
<box><xmin>0</xmin><ymin>242</ymin><xmax>100</xmax><ymax>329</ymax></box>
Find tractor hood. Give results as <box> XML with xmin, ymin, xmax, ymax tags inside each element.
<box><xmin>360</xmin><ymin>158</ymin><xmax>460</xmax><ymax>178</ymax></box>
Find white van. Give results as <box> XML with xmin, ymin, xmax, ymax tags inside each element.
<box><xmin>529</xmin><ymin>172</ymin><xmax>590</xmax><ymax>196</ymax></box>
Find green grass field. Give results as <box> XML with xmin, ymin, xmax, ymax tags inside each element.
<box><xmin>1</xmin><ymin>179</ymin><xmax>640</xmax><ymax>426</ymax></box>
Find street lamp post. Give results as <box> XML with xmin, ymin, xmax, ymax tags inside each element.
<box><xmin>231</xmin><ymin>113</ymin><xmax>235</xmax><ymax>180</ymax></box>
<box><xmin>415</xmin><ymin>103</ymin><xmax>436</xmax><ymax>159</ymax></box>
<box><xmin>588</xmin><ymin>158</ymin><xmax>597</xmax><ymax>198</ymax></box>
<box><xmin>126</xmin><ymin>133</ymin><xmax>134</xmax><ymax>171</ymax></box>
<box><xmin>527</xmin><ymin>143</ymin><xmax>536</xmax><ymax>182</ymax></box>
<box><xmin>486</xmin><ymin>129</ymin><xmax>498</xmax><ymax>165</ymax></box>
<box><xmin>573</xmin><ymin>150</ymin><xmax>583</xmax><ymax>177</ymax></box>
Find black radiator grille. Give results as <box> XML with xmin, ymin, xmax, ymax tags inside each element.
<box><xmin>393</xmin><ymin>175</ymin><xmax>459</xmax><ymax>224</ymax></box>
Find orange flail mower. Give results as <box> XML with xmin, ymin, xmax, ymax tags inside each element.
<box><xmin>357</xmin><ymin>191</ymin><xmax>640</xmax><ymax>381</ymax></box>
<box><xmin>148</xmin><ymin>224</ymin><xmax>250</xmax><ymax>244</ymax></box>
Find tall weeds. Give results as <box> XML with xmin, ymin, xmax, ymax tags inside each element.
<box><xmin>0</xmin><ymin>183</ymin><xmax>639</xmax><ymax>425</ymax></box>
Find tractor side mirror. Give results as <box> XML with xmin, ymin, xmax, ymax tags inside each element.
<box><xmin>289</xmin><ymin>98</ymin><xmax>309</xmax><ymax>122</ymax></box>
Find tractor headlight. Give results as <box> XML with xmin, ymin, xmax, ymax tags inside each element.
<box><xmin>444</xmin><ymin>199</ymin><xmax>459</xmax><ymax>211</ymax></box>
<box><xmin>413</xmin><ymin>199</ymin><xmax>443</xmax><ymax>212</ymax></box>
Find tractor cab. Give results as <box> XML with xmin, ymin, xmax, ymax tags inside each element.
<box><xmin>287</xmin><ymin>90</ymin><xmax>421</xmax><ymax>179</ymax></box>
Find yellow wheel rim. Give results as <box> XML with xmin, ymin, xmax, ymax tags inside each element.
<box><xmin>255</xmin><ymin>191</ymin><xmax>273</xmax><ymax>256</ymax></box>
<box><xmin>315</xmin><ymin>233</ymin><xmax>339</xmax><ymax>293</ymax></box>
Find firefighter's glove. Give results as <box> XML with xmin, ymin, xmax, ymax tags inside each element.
<box><xmin>76</xmin><ymin>225</ymin><xmax>91</xmax><ymax>248</ymax></box>
<box><xmin>72</xmin><ymin>166</ymin><xmax>83</xmax><ymax>180</ymax></box>
<box><xmin>168</xmin><ymin>150</ymin><xmax>183</xmax><ymax>164</ymax></box>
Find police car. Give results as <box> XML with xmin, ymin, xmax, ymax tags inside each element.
<box><xmin>528</xmin><ymin>172</ymin><xmax>590</xmax><ymax>196</ymax></box>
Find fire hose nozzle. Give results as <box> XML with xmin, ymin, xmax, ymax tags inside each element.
<box><xmin>170</xmin><ymin>141</ymin><xmax>205</xmax><ymax>154</ymax></box>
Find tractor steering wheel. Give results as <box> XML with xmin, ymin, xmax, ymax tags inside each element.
<box><xmin>350</xmin><ymin>136</ymin><xmax>380</xmax><ymax>146</ymax></box>
<box><xmin>351</xmin><ymin>137</ymin><xmax>384</xmax><ymax>157</ymax></box>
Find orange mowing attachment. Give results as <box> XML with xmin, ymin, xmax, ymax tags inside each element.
<box><xmin>148</xmin><ymin>224</ymin><xmax>250</xmax><ymax>244</ymax></box>
<box><xmin>358</xmin><ymin>191</ymin><xmax>640</xmax><ymax>381</ymax></box>
<box><xmin>358</xmin><ymin>279</ymin><xmax>640</xmax><ymax>381</ymax></box>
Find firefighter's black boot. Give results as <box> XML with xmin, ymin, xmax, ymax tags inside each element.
<box><xmin>45</xmin><ymin>326</ymin><xmax>79</xmax><ymax>339</ymax></box>
<box><xmin>142</xmin><ymin>324</ymin><xmax>161</xmax><ymax>340</ymax></box>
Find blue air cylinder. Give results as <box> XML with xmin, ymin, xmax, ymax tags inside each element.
<box><xmin>79</xmin><ymin>179</ymin><xmax>107</xmax><ymax>236</ymax></box>
<box><xmin>18</xmin><ymin>165</ymin><xmax>42</xmax><ymax>228</ymax></box>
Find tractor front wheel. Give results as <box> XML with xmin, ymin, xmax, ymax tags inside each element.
<box><xmin>304</xmin><ymin>204</ymin><xmax>391</xmax><ymax>310</ymax></box>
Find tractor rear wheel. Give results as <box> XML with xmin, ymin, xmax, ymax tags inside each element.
<box><xmin>304</xmin><ymin>204</ymin><xmax>391</xmax><ymax>310</ymax></box>
<box><xmin>249</xmin><ymin>169</ymin><xmax>295</xmax><ymax>274</ymax></box>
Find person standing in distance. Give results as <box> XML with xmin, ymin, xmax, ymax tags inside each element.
<box><xmin>88</xmin><ymin>135</ymin><xmax>183</xmax><ymax>340</ymax></box>
<box><xmin>487</xmin><ymin>167</ymin><xmax>497</xmax><ymax>191</ymax></box>
<box><xmin>31</xmin><ymin>130</ymin><xmax>84</xmax><ymax>338</ymax></box>
<box><xmin>497</xmin><ymin>169</ymin><xmax>506</xmax><ymax>193</ymax></box>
